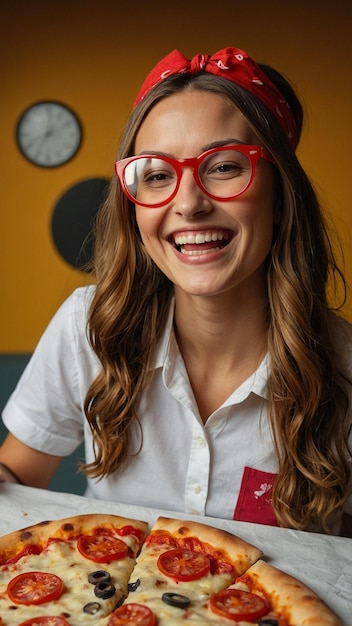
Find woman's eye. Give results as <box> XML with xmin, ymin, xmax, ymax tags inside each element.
<box><xmin>143</xmin><ymin>170</ymin><xmax>175</xmax><ymax>186</ymax></box>
<box><xmin>218</xmin><ymin>162</ymin><xmax>241</xmax><ymax>172</ymax></box>
<box><xmin>208</xmin><ymin>161</ymin><xmax>244</xmax><ymax>176</ymax></box>
<box><xmin>144</xmin><ymin>172</ymin><xmax>166</xmax><ymax>181</ymax></box>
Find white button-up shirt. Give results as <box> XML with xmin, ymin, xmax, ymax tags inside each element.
<box><xmin>3</xmin><ymin>287</ymin><xmax>352</xmax><ymax>525</ymax></box>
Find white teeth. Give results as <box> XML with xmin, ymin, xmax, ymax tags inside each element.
<box><xmin>174</xmin><ymin>231</ymin><xmax>229</xmax><ymax>246</ymax></box>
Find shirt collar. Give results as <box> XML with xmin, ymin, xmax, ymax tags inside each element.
<box><xmin>151</xmin><ymin>299</ymin><xmax>269</xmax><ymax>401</ymax></box>
<box><xmin>225</xmin><ymin>354</ymin><xmax>269</xmax><ymax>403</ymax></box>
<box><xmin>152</xmin><ymin>299</ymin><xmax>176</xmax><ymax>370</ymax></box>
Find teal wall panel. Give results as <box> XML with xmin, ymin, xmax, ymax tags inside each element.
<box><xmin>0</xmin><ymin>355</ymin><xmax>86</xmax><ymax>495</ymax></box>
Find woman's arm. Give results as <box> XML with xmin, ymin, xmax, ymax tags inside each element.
<box><xmin>0</xmin><ymin>433</ymin><xmax>63</xmax><ymax>488</ymax></box>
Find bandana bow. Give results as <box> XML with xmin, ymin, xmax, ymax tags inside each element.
<box><xmin>133</xmin><ymin>47</ymin><xmax>297</xmax><ymax>149</ymax></box>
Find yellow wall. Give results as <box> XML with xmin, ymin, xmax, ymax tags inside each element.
<box><xmin>2</xmin><ymin>0</ymin><xmax>352</xmax><ymax>352</ymax></box>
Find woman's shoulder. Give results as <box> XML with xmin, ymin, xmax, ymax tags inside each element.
<box><xmin>52</xmin><ymin>285</ymin><xmax>95</xmax><ymax>324</ymax></box>
<box><xmin>36</xmin><ymin>285</ymin><xmax>96</xmax><ymax>349</ymax></box>
<box><xmin>67</xmin><ymin>284</ymin><xmax>96</xmax><ymax>310</ymax></box>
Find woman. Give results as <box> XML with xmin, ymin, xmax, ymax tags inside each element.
<box><xmin>1</xmin><ymin>47</ymin><xmax>351</xmax><ymax>535</ymax></box>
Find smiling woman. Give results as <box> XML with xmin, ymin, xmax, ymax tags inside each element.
<box><xmin>1</xmin><ymin>46</ymin><xmax>351</xmax><ymax>539</ymax></box>
<box><xmin>131</xmin><ymin>90</ymin><xmax>276</xmax><ymax>304</ymax></box>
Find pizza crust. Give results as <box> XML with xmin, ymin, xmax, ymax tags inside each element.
<box><xmin>241</xmin><ymin>559</ymin><xmax>342</xmax><ymax>625</ymax></box>
<box><xmin>151</xmin><ymin>516</ymin><xmax>263</xmax><ymax>574</ymax></box>
<box><xmin>0</xmin><ymin>513</ymin><xmax>148</xmax><ymax>564</ymax></box>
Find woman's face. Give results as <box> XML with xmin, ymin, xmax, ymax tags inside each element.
<box><xmin>134</xmin><ymin>89</ymin><xmax>277</xmax><ymax>301</ymax></box>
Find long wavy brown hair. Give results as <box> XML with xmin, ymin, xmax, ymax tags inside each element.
<box><xmin>83</xmin><ymin>68</ymin><xmax>351</xmax><ymax>532</ymax></box>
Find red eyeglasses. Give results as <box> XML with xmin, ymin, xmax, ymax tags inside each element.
<box><xmin>115</xmin><ymin>144</ymin><xmax>273</xmax><ymax>208</ymax></box>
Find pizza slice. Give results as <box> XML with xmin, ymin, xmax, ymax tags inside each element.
<box><xmin>0</xmin><ymin>513</ymin><xmax>148</xmax><ymax>625</ymax></box>
<box><xmin>108</xmin><ymin>516</ymin><xmax>263</xmax><ymax>625</ymax></box>
<box><xmin>108</xmin><ymin>517</ymin><xmax>342</xmax><ymax>626</ymax></box>
<box><xmin>224</xmin><ymin>558</ymin><xmax>342</xmax><ymax>625</ymax></box>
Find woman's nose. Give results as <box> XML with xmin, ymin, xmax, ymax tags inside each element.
<box><xmin>172</xmin><ymin>168</ymin><xmax>213</xmax><ymax>218</ymax></box>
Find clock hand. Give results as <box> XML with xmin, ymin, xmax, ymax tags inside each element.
<box><xmin>22</xmin><ymin>133</ymin><xmax>48</xmax><ymax>150</ymax></box>
<box><xmin>22</xmin><ymin>131</ymin><xmax>53</xmax><ymax>161</ymax></box>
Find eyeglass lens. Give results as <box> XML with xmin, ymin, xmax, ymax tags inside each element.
<box><xmin>123</xmin><ymin>149</ymin><xmax>253</xmax><ymax>206</ymax></box>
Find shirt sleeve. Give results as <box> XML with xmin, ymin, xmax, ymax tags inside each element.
<box><xmin>1</xmin><ymin>286</ymin><xmax>99</xmax><ymax>456</ymax></box>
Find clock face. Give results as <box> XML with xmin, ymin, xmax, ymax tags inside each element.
<box><xmin>16</xmin><ymin>101</ymin><xmax>82</xmax><ymax>168</ymax></box>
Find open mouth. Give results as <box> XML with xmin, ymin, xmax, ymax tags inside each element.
<box><xmin>171</xmin><ymin>230</ymin><xmax>231</xmax><ymax>256</ymax></box>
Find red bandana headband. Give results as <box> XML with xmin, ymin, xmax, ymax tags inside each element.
<box><xmin>134</xmin><ymin>47</ymin><xmax>297</xmax><ymax>150</ymax></box>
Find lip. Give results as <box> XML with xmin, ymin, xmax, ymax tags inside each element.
<box><xmin>168</xmin><ymin>228</ymin><xmax>234</xmax><ymax>261</ymax></box>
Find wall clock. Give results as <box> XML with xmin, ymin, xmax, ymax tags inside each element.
<box><xmin>16</xmin><ymin>100</ymin><xmax>82</xmax><ymax>168</ymax></box>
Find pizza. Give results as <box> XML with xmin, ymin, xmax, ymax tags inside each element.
<box><xmin>0</xmin><ymin>513</ymin><xmax>342</xmax><ymax>625</ymax></box>
<box><xmin>116</xmin><ymin>516</ymin><xmax>341</xmax><ymax>626</ymax></box>
<box><xmin>0</xmin><ymin>513</ymin><xmax>148</xmax><ymax>625</ymax></box>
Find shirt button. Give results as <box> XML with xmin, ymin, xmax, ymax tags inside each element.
<box><xmin>197</xmin><ymin>437</ymin><xmax>206</xmax><ymax>447</ymax></box>
<box><xmin>194</xmin><ymin>485</ymin><xmax>201</xmax><ymax>494</ymax></box>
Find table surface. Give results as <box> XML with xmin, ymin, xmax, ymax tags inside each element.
<box><xmin>0</xmin><ymin>483</ymin><xmax>351</xmax><ymax>625</ymax></box>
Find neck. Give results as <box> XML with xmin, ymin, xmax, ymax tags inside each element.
<box><xmin>174</xmin><ymin>285</ymin><xmax>268</xmax><ymax>363</ymax></box>
<box><xmin>173</xmin><ymin>286</ymin><xmax>268</xmax><ymax>422</ymax></box>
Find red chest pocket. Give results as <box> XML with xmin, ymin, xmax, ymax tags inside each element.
<box><xmin>233</xmin><ymin>466</ymin><xmax>279</xmax><ymax>526</ymax></box>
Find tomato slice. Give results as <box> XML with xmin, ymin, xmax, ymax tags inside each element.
<box><xmin>146</xmin><ymin>533</ymin><xmax>178</xmax><ymax>548</ymax></box>
<box><xmin>157</xmin><ymin>548</ymin><xmax>210</xmax><ymax>581</ymax></box>
<box><xmin>210</xmin><ymin>588</ymin><xmax>270</xmax><ymax>621</ymax></box>
<box><xmin>77</xmin><ymin>533</ymin><xmax>129</xmax><ymax>563</ymax></box>
<box><xmin>19</xmin><ymin>617</ymin><xmax>70</xmax><ymax>626</ymax></box>
<box><xmin>107</xmin><ymin>603</ymin><xmax>156</xmax><ymax>625</ymax></box>
<box><xmin>210</xmin><ymin>559</ymin><xmax>235</xmax><ymax>578</ymax></box>
<box><xmin>7</xmin><ymin>571</ymin><xmax>64</xmax><ymax>606</ymax></box>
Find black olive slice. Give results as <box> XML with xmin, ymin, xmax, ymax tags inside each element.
<box><xmin>94</xmin><ymin>581</ymin><xmax>116</xmax><ymax>599</ymax></box>
<box><xmin>88</xmin><ymin>570</ymin><xmax>111</xmax><ymax>585</ymax></box>
<box><xmin>128</xmin><ymin>578</ymin><xmax>141</xmax><ymax>592</ymax></box>
<box><xmin>258</xmin><ymin>619</ymin><xmax>279</xmax><ymax>626</ymax></box>
<box><xmin>162</xmin><ymin>592</ymin><xmax>190</xmax><ymax>608</ymax></box>
<box><xmin>83</xmin><ymin>601</ymin><xmax>101</xmax><ymax>614</ymax></box>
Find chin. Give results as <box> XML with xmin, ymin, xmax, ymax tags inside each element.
<box><xmin>175</xmin><ymin>282</ymin><xmax>227</xmax><ymax>298</ymax></box>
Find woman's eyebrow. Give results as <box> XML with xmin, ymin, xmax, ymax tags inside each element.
<box><xmin>137</xmin><ymin>150</ymin><xmax>171</xmax><ymax>156</ymax></box>
<box><xmin>201</xmin><ymin>138</ymin><xmax>245</xmax><ymax>151</ymax></box>
<box><xmin>137</xmin><ymin>139</ymin><xmax>245</xmax><ymax>158</ymax></box>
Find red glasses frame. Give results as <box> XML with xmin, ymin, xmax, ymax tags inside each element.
<box><xmin>115</xmin><ymin>144</ymin><xmax>274</xmax><ymax>208</ymax></box>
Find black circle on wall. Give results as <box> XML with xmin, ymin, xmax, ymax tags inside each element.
<box><xmin>51</xmin><ymin>177</ymin><xmax>109</xmax><ymax>271</ymax></box>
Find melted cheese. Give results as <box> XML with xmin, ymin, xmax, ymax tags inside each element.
<box><xmin>131</xmin><ymin>543</ymin><xmax>233</xmax><ymax>598</ymax></box>
<box><xmin>124</xmin><ymin>542</ymin><xmax>237</xmax><ymax>625</ymax></box>
<box><xmin>124</xmin><ymin>595</ymin><xmax>270</xmax><ymax>626</ymax></box>
<box><xmin>0</xmin><ymin>538</ymin><xmax>135</xmax><ymax>625</ymax></box>
<box><xmin>0</xmin><ymin>533</ymin><xmax>280</xmax><ymax>625</ymax></box>
<box><xmin>122</xmin><ymin>542</ymin><xmax>281</xmax><ymax>625</ymax></box>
